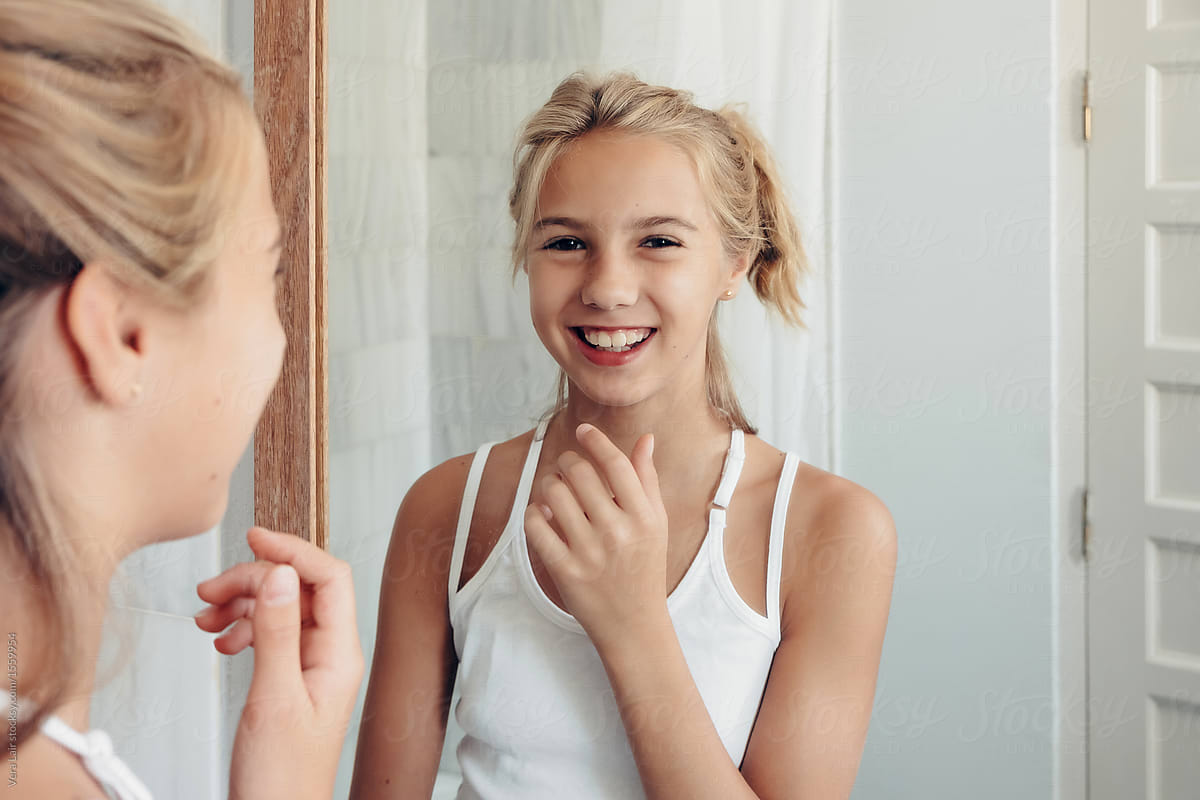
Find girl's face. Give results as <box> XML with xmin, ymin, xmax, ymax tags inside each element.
<box><xmin>525</xmin><ymin>130</ymin><xmax>747</xmax><ymax>409</ymax></box>
<box><xmin>137</xmin><ymin>125</ymin><xmax>287</xmax><ymax>538</ymax></box>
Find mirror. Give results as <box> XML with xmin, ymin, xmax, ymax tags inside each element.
<box><xmin>322</xmin><ymin>1</ymin><xmax>1118</xmax><ymax>799</ymax></box>
<box><xmin>327</xmin><ymin>1</ymin><xmax>831</xmax><ymax>796</ymax></box>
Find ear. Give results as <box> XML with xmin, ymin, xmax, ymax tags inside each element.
<box><xmin>722</xmin><ymin>250</ymin><xmax>753</xmax><ymax>298</ymax></box>
<box><xmin>61</xmin><ymin>261</ymin><xmax>147</xmax><ymax>406</ymax></box>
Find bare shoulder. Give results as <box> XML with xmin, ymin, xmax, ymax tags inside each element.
<box><xmin>381</xmin><ymin>449</ymin><xmax>478</xmax><ymax>596</ymax></box>
<box><xmin>797</xmin><ymin>464</ymin><xmax>896</xmax><ymax>542</ymax></box>
<box><xmin>741</xmin><ymin>433</ymin><xmax>895</xmax><ymax>535</ymax></box>
<box><xmin>385</xmin><ymin>430</ymin><xmax>538</xmax><ymax>582</ymax></box>
<box><xmin>14</xmin><ymin>731</ymin><xmax>111</xmax><ymax>800</ymax></box>
<box><xmin>743</xmin><ymin>434</ymin><xmax>897</xmax><ymax>624</ymax></box>
<box><xmin>403</xmin><ymin>427</ymin><xmax>536</xmax><ymax>511</ymax></box>
<box><xmin>396</xmin><ymin>450</ymin><xmax>475</xmax><ymax>529</ymax></box>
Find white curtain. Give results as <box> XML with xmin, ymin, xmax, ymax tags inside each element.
<box><xmin>594</xmin><ymin>0</ymin><xmax>832</xmax><ymax>463</ymax></box>
<box><xmin>327</xmin><ymin>2</ymin><xmax>831</xmax><ymax>796</ymax></box>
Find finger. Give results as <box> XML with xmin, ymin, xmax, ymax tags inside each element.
<box><xmin>246</xmin><ymin>527</ymin><xmax>350</xmax><ymax>589</ymax></box>
<box><xmin>524</xmin><ymin>504</ymin><xmax>572</xmax><ymax>573</ymax></box>
<box><xmin>556</xmin><ymin>450</ymin><xmax>619</xmax><ymax>524</ymax></box>
<box><xmin>246</xmin><ymin>528</ymin><xmax>355</xmax><ymax>628</ymax></box>
<box><xmin>631</xmin><ymin>433</ymin><xmax>662</xmax><ymax>510</ymax></box>
<box><xmin>246</xmin><ymin>564</ymin><xmax>304</xmax><ymax>697</ymax></box>
<box><xmin>194</xmin><ymin>596</ymin><xmax>255</xmax><ymax>633</ymax></box>
<box><xmin>196</xmin><ymin>560</ymin><xmax>313</xmax><ymax>624</ymax></box>
<box><xmin>197</xmin><ymin>561</ymin><xmax>272</xmax><ymax>604</ymax></box>
<box><xmin>245</xmin><ymin>528</ymin><xmax>360</xmax><ymax>693</ymax></box>
<box><xmin>574</xmin><ymin>424</ymin><xmax>652</xmax><ymax>515</ymax></box>
<box><xmin>541</xmin><ymin>471</ymin><xmax>592</xmax><ymax>545</ymax></box>
<box><xmin>213</xmin><ymin>617</ymin><xmax>255</xmax><ymax>655</ymax></box>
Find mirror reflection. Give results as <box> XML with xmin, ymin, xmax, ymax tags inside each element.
<box><xmin>328</xmin><ymin>2</ymin><xmax>847</xmax><ymax>798</ymax></box>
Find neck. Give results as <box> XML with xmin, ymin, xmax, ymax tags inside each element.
<box><xmin>547</xmin><ymin>376</ymin><xmax>736</xmax><ymax>495</ymax></box>
<box><xmin>1</xmin><ymin>518</ymin><xmax>118</xmax><ymax>735</ymax></box>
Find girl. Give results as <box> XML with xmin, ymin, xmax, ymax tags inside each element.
<box><xmin>352</xmin><ymin>71</ymin><xmax>896</xmax><ymax>799</ymax></box>
<box><xmin>0</xmin><ymin>1</ymin><xmax>363</xmax><ymax>797</ymax></box>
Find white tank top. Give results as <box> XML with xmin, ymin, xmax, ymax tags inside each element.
<box><xmin>447</xmin><ymin>416</ymin><xmax>801</xmax><ymax>799</ymax></box>
<box><xmin>37</xmin><ymin>713</ymin><xmax>153</xmax><ymax>800</ymax></box>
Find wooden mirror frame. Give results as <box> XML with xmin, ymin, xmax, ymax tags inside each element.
<box><xmin>252</xmin><ymin>0</ymin><xmax>329</xmax><ymax>548</ymax></box>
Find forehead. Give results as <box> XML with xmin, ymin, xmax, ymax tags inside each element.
<box><xmin>537</xmin><ymin>131</ymin><xmax>711</xmax><ymax>226</ymax></box>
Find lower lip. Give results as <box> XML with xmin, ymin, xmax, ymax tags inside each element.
<box><xmin>572</xmin><ymin>329</ymin><xmax>656</xmax><ymax>366</ymax></box>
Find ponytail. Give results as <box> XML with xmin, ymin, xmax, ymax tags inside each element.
<box><xmin>716</xmin><ymin>105</ymin><xmax>809</xmax><ymax>330</ymax></box>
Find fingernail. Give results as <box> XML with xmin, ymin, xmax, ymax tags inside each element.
<box><xmin>577</xmin><ymin>423</ymin><xmax>592</xmax><ymax>436</ymax></box>
<box><xmin>539</xmin><ymin>503</ymin><xmax>553</xmax><ymax>520</ymax></box>
<box><xmin>263</xmin><ymin>565</ymin><xmax>298</xmax><ymax>606</ymax></box>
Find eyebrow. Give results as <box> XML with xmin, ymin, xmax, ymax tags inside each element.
<box><xmin>532</xmin><ymin>215</ymin><xmax>698</xmax><ymax>233</ymax></box>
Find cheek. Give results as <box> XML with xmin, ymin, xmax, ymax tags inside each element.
<box><xmin>257</xmin><ymin>313</ymin><xmax>287</xmax><ymax>401</ymax></box>
<box><xmin>664</xmin><ymin>270</ymin><xmax>716</xmax><ymax>316</ymax></box>
<box><xmin>229</xmin><ymin>300</ymin><xmax>286</xmax><ymax>420</ymax></box>
<box><xmin>527</xmin><ymin>270</ymin><xmax>571</xmax><ymax>324</ymax></box>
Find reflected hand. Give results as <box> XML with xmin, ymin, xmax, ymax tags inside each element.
<box><xmin>194</xmin><ymin>526</ymin><xmax>364</xmax><ymax>800</ymax></box>
<box><xmin>523</xmin><ymin>423</ymin><xmax>669</xmax><ymax>652</ymax></box>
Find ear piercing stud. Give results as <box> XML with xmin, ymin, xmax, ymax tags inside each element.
<box><xmin>723</xmin><ymin>290</ymin><xmax>733</xmax><ymax>298</ymax></box>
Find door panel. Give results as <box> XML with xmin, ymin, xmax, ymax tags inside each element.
<box><xmin>1088</xmin><ymin>2</ymin><xmax>1200</xmax><ymax>798</ymax></box>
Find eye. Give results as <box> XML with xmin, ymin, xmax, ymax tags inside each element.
<box><xmin>544</xmin><ymin>237</ymin><xmax>585</xmax><ymax>251</ymax></box>
<box><xmin>642</xmin><ymin>236</ymin><xmax>681</xmax><ymax>248</ymax></box>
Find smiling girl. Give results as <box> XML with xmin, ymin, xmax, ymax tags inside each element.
<box><xmin>351</xmin><ymin>71</ymin><xmax>897</xmax><ymax>799</ymax></box>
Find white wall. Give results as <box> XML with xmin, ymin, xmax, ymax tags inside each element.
<box><xmin>835</xmin><ymin>1</ymin><xmax>1086</xmax><ymax>798</ymax></box>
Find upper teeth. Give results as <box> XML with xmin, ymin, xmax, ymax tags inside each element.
<box><xmin>581</xmin><ymin>327</ymin><xmax>652</xmax><ymax>348</ymax></box>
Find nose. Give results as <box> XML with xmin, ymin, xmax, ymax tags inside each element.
<box><xmin>580</xmin><ymin>245</ymin><xmax>638</xmax><ymax>310</ymax></box>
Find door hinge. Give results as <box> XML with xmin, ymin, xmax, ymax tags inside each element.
<box><xmin>1082</xmin><ymin>72</ymin><xmax>1092</xmax><ymax>143</ymax></box>
<box><xmin>1081</xmin><ymin>488</ymin><xmax>1091</xmax><ymax>559</ymax></box>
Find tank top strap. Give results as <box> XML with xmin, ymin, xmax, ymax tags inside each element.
<box><xmin>39</xmin><ymin>714</ymin><xmax>153</xmax><ymax>800</ymax></box>
<box><xmin>711</xmin><ymin>427</ymin><xmax>745</xmax><ymax>509</ymax></box>
<box><xmin>766</xmin><ymin>452</ymin><xmax>802</xmax><ymax>624</ymax></box>
<box><xmin>448</xmin><ymin>440</ymin><xmax>496</xmax><ymax>599</ymax></box>
<box><xmin>449</xmin><ymin>417</ymin><xmax>551</xmax><ymax>599</ymax></box>
<box><xmin>505</xmin><ymin>416</ymin><xmax>551</xmax><ymax>528</ymax></box>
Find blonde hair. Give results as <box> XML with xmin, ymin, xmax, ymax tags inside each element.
<box><xmin>508</xmin><ymin>71</ymin><xmax>809</xmax><ymax>433</ymax></box>
<box><xmin>0</xmin><ymin>0</ymin><xmax>256</xmax><ymax>746</ymax></box>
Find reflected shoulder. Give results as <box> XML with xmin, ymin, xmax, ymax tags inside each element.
<box><xmin>760</xmin><ymin>447</ymin><xmax>897</xmax><ymax>631</ymax></box>
<box><xmin>384</xmin><ymin>451</ymin><xmax>476</xmax><ymax>575</ymax></box>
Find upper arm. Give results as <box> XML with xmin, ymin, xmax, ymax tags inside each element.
<box><xmin>348</xmin><ymin>456</ymin><xmax>472</xmax><ymax>800</ymax></box>
<box><xmin>739</xmin><ymin>482</ymin><xmax>898</xmax><ymax>800</ymax></box>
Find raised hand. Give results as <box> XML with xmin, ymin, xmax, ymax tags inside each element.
<box><xmin>523</xmin><ymin>423</ymin><xmax>670</xmax><ymax>651</ymax></box>
<box><xmin>194</xmin><ymin>526</ymin><xmax>363</xmax><ymax>800</ymax></box>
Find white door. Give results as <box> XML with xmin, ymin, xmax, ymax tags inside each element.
<box><xmin>1088</xmin><ymin>1</ymin><xmax>1200</xmax><ymax>798</ymax></box>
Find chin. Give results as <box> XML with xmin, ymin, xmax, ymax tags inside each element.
<box><xmin>566</xmin><ymin>377</ymin><xmax>652</xmax><ymax>408</ymax></box>
<box><xmin>199</xmin><ymin>489</ymin><xmax>232</xmax><ymax>536</ymax></box>
<box><xmin>159</xmin><ymin>489</ymin><xmax>230</xmax><ymax>544</ymax></box>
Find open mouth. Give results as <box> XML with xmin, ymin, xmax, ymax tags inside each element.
<box><xmin>572</xmin><ymin>326</ymin><xmax>657</xmax><ymax>353</ymax></box>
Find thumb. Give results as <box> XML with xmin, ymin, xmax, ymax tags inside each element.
<box><xmin>247</xmin><ymin>564</ymin><xmax>304</xmax><ymax>700</ymax></box>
